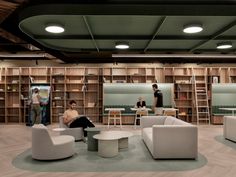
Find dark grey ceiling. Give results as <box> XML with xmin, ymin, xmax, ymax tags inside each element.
<box><xmin>4</xmin><ymin>0</ymin><xmax>236</xmax><ymax>63</ymax></box>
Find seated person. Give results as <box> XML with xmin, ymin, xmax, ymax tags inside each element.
<box><xmin>63</xmin><ymin>100</ymin><xmax>95</xmax><ymax>137</ymax></box>
<box><xmin>136</xmin><ymin>96</ymin><xmax>146</xmax><ymax>108</ymax></box>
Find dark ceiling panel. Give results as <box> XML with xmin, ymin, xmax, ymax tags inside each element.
<box><xmin>2</xmin><ymin>0</ymin><xmax>236</xmax><ymax>63</ymax></box>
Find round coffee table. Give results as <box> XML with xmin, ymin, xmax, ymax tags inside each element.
<box><xmin>93</xmin><ymin>133</ymin><xmax>121</xmax><ymax>158</ymax></box>
<box><xmin>102</xmin><ymin>131</ymin><xmax>133</xmax><ymax>149</ymax></box>
<box><xmin>84</xmin><ymin>127</ymin><xmax>101</xmax><ymax>151</ymax></box>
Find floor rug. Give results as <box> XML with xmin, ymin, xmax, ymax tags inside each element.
<box><xmin>215</xmin><ymin>135</ymin><xmax>236</xmax><ymax>149</ymax></box>
<box><xmin>12</xmin><ymin>135</ymin><xmax>207</xmax><ymax>172</ymax></box>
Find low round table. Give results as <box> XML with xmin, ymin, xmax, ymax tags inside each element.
<box><xmin>93</xmin><ymin>133</ymin><xmax>121</xmax><ymax>158</ymax></box>
<box><xmin>84</xmin><ymin>127</ymin><xmax>101</xmax><ymax>151</ymax></box>
<box><xmin>102</xmin><ymin>131</ymin><xmax>133</xmax><ymax>149</ymax></box>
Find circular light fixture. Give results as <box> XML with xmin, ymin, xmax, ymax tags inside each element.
<box><xmin>45</xmin><ymin>24</ymin><xmax>65</xmax><ymax>33</ymax></box>
<box><xmin>115</xmin><ymin>42</ymin><xmax>129</xmax><ymax>49</ymax></box>
<box><xmin>183</xmin><ymin>24</ymin><xmax>203</xmax><ymax>34</ymax></box>
<box><xmin>217</xmin><ymin>42</ymin><xmax>232</xmax><ymax>49</ymax></box>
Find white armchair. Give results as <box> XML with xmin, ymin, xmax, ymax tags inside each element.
<box><xmin>32</xmin><ymin>124</ymin><xmax>75</xmax><ymax>160</ymax></box>
<box><xmin>58</xmin><ymin>116</ymin><xmax>83</xmax><ymax>141</ymax></box>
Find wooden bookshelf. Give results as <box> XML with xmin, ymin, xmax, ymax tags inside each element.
<box><xmin>0</xmin><ymin>67</ymin><xmax>6</xmax><ymax>123</ymax></box>
<box><xmin>0</xmin><ymin>66</ymin><xmax>236</xmax><ymax>124</ymax></box>
<box><xmin>6</xmin><ymin>67</ymin><xmax>20</xmax><ymax>123</ymax></box>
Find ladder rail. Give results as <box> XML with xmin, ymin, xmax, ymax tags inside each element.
<box><xmin>192</xmin><ymin>69</ymin><xmax>210</xmax><ymax>125</ymax></box>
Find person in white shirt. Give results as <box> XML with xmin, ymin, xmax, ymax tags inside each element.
<box><xmin>31</xmin><ymin>88</ymin><xmax>41</xmax><ymax>124</ymax></box>
<box><xmin>63</xmin><ymin>100</ymin><xmax>95</xmax><ymax>137</ymax></box>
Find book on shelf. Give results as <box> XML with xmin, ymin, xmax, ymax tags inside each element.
<box><xmin>87</xmin><ymin>73</ymin><xmax>96</xmax><ymax>76</ymax></box>
<box><xmin>116</xmin><ymin>80</ymin><xmax>126</xmax><ymax>83</ymax></box>
<box><xmin>87</xmin><ymin>80</ymin><xmax>98</xmax><ymax>83</ymax></box>
<box><xmin>29</xmin><ymin>76</ymin><xmax>34</xmax><ymax>83</ymax></box>
<box><xmin>179</xmin><ymin>112</ymin><xmax>187</xmax><ymax>116</ymax></box>
<box><xmin>71</xmin><ymin>89</ymin><xmax>79</xmax><ymax>91</ymax></box>
<box><xmin>56</xmin><ymin>105</ymin><xmax>63</xmax><ymax>108</ymax></box>
<box><xmin>54</xmin><ymin>72</ymin><xmax>63</xmax><ymax>76</ymax></box>
<box><xmin>12</xmin><ymin>80</ymin><xmax>19</xmax><ymax>84</ymax></box>
<box><xmin>212</xmin><ymin>76</ymin><xmax>219</xmax><ymax>83</ymax></box>
<box><xmin>179</xmin><ymin>95</ymin><xmax>187</xmax><ymax>100</ymax></box>
<box><xmin>87</xmin><ymin>102</ymin><xmax>95</xmax><ymax>107</ymax></box>
<box><xmin>103</xmin><ymin>77</ymin><xmax>106</xmax><ymax>83</ymax></box>
<box><xmin>12</xmin><ymin>103</ymin><xmax>20</xmax><ymax>107</ymax></box>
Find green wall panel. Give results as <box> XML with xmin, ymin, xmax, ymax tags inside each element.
<box><xmin>103</xmin><ymin>83</ymin><xmax>174</xmax><ymax>106</ymax></box>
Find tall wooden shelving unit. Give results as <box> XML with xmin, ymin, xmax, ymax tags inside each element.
<box><xmin>51</xmin><ymin>67</ymin><xmax>66</xmax><ymax>122</ymax></box>
<box><xmin>173</xmin><ymin>67</ymin><xmax>193</xmax><ymax>122</ymax></box>
<box><xmin>65</xmin><ymin>68</ymin><xmax>85</xmax><ymax>120</ymax></box>
<box><xmin>20</xmin><ymin>67</ymin><xmax>30</xmax><ymax>123</ymax></box>
<box><xmin>112</xmin><ymin>67</ymin><xmax>127</xmax><ymax>83</ymax></box>
<box><xmin>163</xmin><ymin>67</ymin><xmax>193</xmax><ymax>122</ymax></box>
<box><xmin>146</xmin><ymin>68</ymin><xmax>156</xmax><ymax>83</ymax></box>
<box><xmin>127</xmin><ymin>67</ymin><xmax>146</xmax><ymax>83</ymax></box>
<box><xmin>0</xmin><ymin>67</ymin><xmax>6</xmax><ymax>123</ymax></box>
<box><xmin>1</xmin><ymin>66</ymin><xmax>236</xmax><ymax>124</ymax></box>
<box><xmin>84</xmin><ymin>67</ymin><xmax>100</xmax><ymax>122</ymax></box>
<box><xmin>6</xmin><ymin>67</ymin><xmax>21</xmax><ymax>123</ymax></box>
<box><xmin>229</xmin><ymin>68</ymin><xmax>236</xmax><ymax>83</ymax></box>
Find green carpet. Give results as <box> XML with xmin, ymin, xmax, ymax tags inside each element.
<box><xmin>12</xmin><ymin>135</ymin><xmax>207</xmax><ymax>172</ymax></box>
<box><xmin>215</xmin><ymin>135</ymin><xmax>236</xmax><ymax>149</ymax></box>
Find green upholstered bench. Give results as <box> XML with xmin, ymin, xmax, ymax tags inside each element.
<box><xmin>211</xmin><ymin>106</ymin><xmax>235</xmax><ymax>124</ymax></box>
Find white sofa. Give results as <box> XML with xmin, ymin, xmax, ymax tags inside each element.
<box><xmin>141</xmin><ymin>116</ymin><xmax>198</xmax><ymax>159</ymax></box>
<box><xmin>32</xmin><ymin>124</ymin><xmax>75</xmax><ymax>160</ymax></box>
<box><xmin>223</xmin><ymin>116</ymin><xmax>236</xmax><ymax>142</ymax></box>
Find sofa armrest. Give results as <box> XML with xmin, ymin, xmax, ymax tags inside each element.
<box><xmin>223</xmin><ymin>116</ymin><xmax>236</xmax><ymax>141</ymax></box>
<box><xmin>152</xmin><ymin>125</ymin><xmax>198</xmax><ymax>159</ymax></box>
<box><xmin>140</xmin><ymin>116</ymin><xmax>167</xmax><ymax>128</ymax></box>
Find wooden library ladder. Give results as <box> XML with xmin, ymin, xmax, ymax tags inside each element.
<box><xmin>193</xmin><ymin>75</ymin><xmax>211</xmax><ymax>125</ymax></box>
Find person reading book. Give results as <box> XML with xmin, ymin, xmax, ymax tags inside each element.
<box><xmin>63</xmin><ymin>100</ymin><xmax>95</xmax><ymax>137</ymax></box>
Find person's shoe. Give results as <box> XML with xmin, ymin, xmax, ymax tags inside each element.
<box><xmin>82</xmin><ymin>137</ymin><xmax>87</xmax><ymax>143</ymax></box>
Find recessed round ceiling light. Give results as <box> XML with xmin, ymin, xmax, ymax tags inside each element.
<box><xmin>45</xmin><ymin>24</ymin><xmax>64</xmax><ymax>33</ymax></box>
<box><xmin>115</xmin><ymin>42</ymin><xmax>129</xmax><ymax>49</ymax></box>
<box><xmin>183</xmin><ymin>24</ymin><xmax>203</xmax><ymax>34</ymax></box>
<box><xmin>217</xmin><ymin>42</ymin><xmax>232</xmax><ymax>49</ymax></box>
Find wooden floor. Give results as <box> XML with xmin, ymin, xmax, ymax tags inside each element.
<box><xmin>1</xmin><ymin>123</ymin><xmax>236</xmax><ymax>177</ymax></box>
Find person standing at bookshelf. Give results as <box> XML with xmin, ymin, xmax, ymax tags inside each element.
<box><xmin>152</xmin><ymin>84</ymin><xmax>163</xmax><ymax>115</ymax></box>
<box><xmin>31</xmin><ymin>88</ymin><xmax>41</xmax><ymax>124</ymax></box>
<box><xmin>63</xmin><ymin>100</ymin><xmax>95</xmax><ymax>137</ymax></box>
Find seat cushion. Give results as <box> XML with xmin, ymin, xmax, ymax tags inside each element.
<box><xmin>173</xmin><ymin>119</ymin><xmax>189</xmax><ymax>125</ymax></box>
<box><xmin>164</xmin><ymin>116</ymin><xmax>176</xmax><ymax>125</ymax></box>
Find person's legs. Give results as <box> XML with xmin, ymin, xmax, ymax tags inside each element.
<box><xmin>31</xmin><ymin>106</ymin><xmax>36</xmax><ymax>125</ymax></box>
<box><xmin>35</xmin><ymin>105</ymin><xmax>41</xmax><ymax>124</ymax></box>
<box><xmin>69</xmin><ymin>116</ymin><xmax>95</xmax><ymax>137</ymax></box>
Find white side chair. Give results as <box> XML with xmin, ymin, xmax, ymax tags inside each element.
<box><xmin>32</xmin><ymin>124</ymin><xmax>75</xmax><ymax>160</ymax></box>
<box><xmin>134</xmin><ymin>109</ymin><xmax>148</xmax><ymax>129</ymax></box>
<box><xmin>108</xmin><ymin>110</ymin><xmax>122</xmax><ymax>129</ymax></box>
<box><xmin>58</xmin><ymin>116</ymin><xmax>83</xmax><ymax>141</ymax></box>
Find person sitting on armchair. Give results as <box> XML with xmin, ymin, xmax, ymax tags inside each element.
<box><xmin>63</xmin><ymin>100</ymin><xmax>95</xmax><ymax>137</ymax></box>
